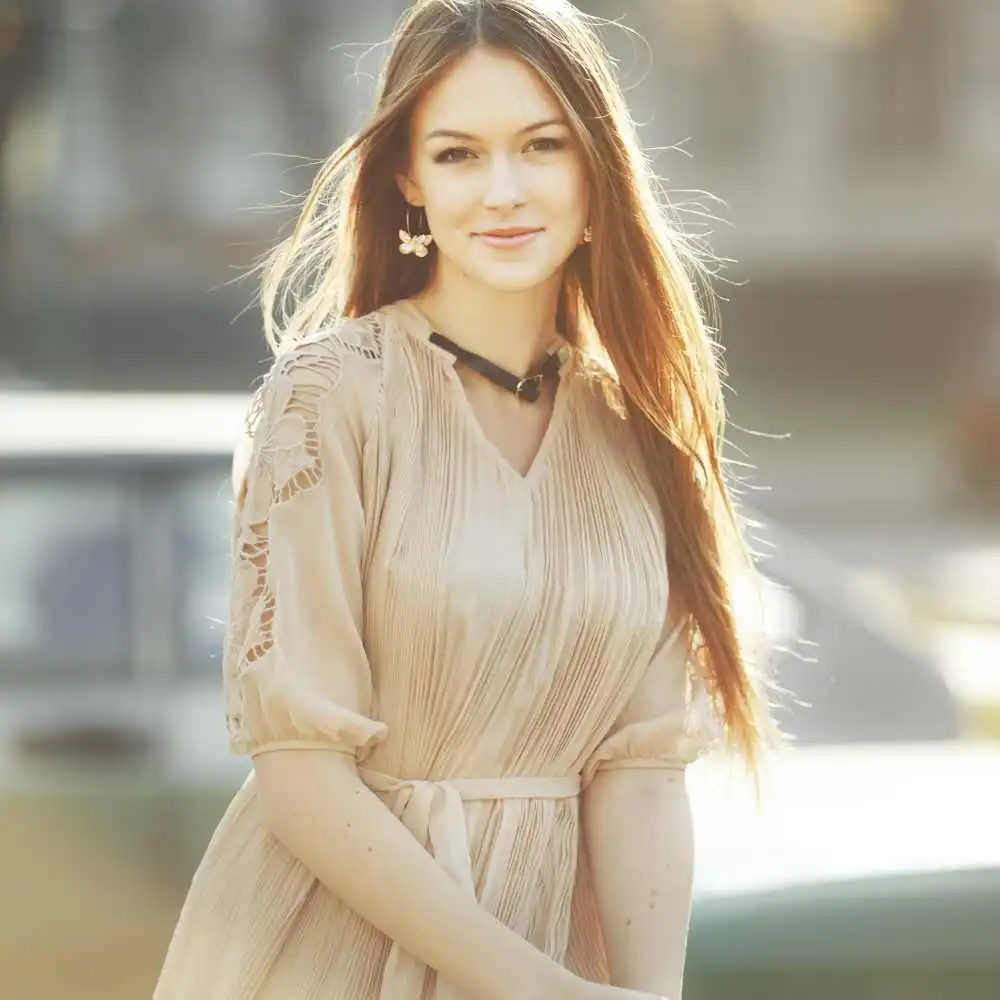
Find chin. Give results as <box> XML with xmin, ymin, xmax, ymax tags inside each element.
<box><xmin>476</xmin><ymin>272</ymin><xmax>551</xmax><ymax>293</ymax></box>
<box><xmin>467</xmin><ymin>259</ymin><xmax>572</xmax><ymax>294</ymax></box>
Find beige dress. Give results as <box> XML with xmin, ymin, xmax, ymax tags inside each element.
<box><xmin>153</xmin><ymin>298</ymin><xmax>720</xmax><ymax>1000</ymax></box>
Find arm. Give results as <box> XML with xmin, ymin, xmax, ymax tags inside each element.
<box><xmin>582</xmin><ymin>608</ymin><xmax>718</xmax><ymax>1000</ymax></box>
<box><xmin>582</xmin><ymin>765</ymin><xmax>694</xmax><ymax>999</ymax></box>
<box><xmin>225</xmin><ymin>337</ymin><xmax>579</xmax><ymax>1000</ymax></box>
<box><xmin>255</xmin><ymin>751</ymin><xmax>579</xmax><ymax>1000</ymax></box>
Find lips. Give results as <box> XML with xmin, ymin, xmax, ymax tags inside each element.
<box><xmin>475</xmin><ymin>227</ymin><xmax>543</xmax><ymax>238</ymax></box>
<box><xmin>473</xmin><ymin>226</ymin><xmax>543</xmax><ymax>248</ymax></box>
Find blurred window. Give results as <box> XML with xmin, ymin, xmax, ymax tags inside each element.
<box><xmin>957</xmin><ymin>0</ymin><xmax>1000</xmax><ymax>163</ymax></box>
<box><xmin>0</xmin><ymin>477</ymin><xmax>134</xmax><ymax>678</ymax></box>
<box><xmin>174</xmin><ymin>465</ymin><xmax>234</xmax><ymax>676</ymax></box>
<box><xmin>841</xmin><ymin>0</ymin><xmax>949</xmax><ymax>159</ymax></box>
<box><xmin>654</xmin><ymin>6</ymin><xmax>767</xmax><ymax>160</ymax></box>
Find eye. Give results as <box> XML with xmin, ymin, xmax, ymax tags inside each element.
<box><xmin>432</xmin><ymin>146</ymin><xmax>475</xmax><ymax>164</ymax></box>
<box><xmin>526</xmin><ymin>136</ymin><xmax>568</xmax><ymax>153</ymax></box>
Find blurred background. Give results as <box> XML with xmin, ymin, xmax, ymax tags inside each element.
<box><xmin>1</xmin><ymin>1</ymin><xmax>998</xmax><ymax>998</ymax></box>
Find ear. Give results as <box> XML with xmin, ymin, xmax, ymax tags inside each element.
<box><xmin>395</xmin><ymin>171</ymin><xmax>424</xmax><ymax>208</ymax></box>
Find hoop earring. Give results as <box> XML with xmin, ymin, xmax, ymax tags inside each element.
<box><xmin>399</xmin><ymin>206</ymin><xmax>434</xmax><ymax>258</ymax></box>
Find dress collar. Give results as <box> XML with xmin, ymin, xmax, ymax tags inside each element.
<box><xmin>383</xmin><ymin>298</ymin><xmax>578</xmax><ymax>380</ymax></box>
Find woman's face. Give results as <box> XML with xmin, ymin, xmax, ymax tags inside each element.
<box><xmin>398</xmin><ymin>46</ymin><xmax>590</xmax><ymax>295</ymax></box>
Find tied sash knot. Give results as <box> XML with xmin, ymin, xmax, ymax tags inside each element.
<box><xmin>356</xmin><ymin>769</ymin><xmax>581</xmax><ymax>1000</ymax></box>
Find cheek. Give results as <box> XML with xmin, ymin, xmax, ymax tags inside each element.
<box><xmin>574</xmin><ymin>173</ymin><xmax>590</xmax><ymax>221</ymax></box>
<box><xmin>419</xmin><ymin>171</ymin><xmax>477</xmax><ymax>224</ymax></box>
<box><xmin>553</xmin><ymin>160</ymin><xmax>589</xmax><ymax>221</ymax></box>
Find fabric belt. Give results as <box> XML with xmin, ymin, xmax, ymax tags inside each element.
<box><xmin>357</xmin><ymin>768</ymin><xmax>581</xmax><ymax>1000</ymax></box>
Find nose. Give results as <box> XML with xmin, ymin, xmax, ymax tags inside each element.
<box><xmin>481</xmin><ymin>154</ymin><xmax>527</xmax><ymax>210</ymax></box>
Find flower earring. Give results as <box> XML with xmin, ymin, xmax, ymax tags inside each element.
<box><xmin>398</xmin><ymin>206</ymin><xmax>434</xmax><ymax>258</ymax></box>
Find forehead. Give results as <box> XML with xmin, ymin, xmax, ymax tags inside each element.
<box><xmin>412</xmin><ymin>46</ymin><xmax>564</xmax><ymax>135</ymax></box>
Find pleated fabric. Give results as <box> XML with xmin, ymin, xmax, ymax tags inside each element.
<box><xmin>153</xmin><ymin>297</ymin><xmax>721</xmax><ymax>1000</ymax></box>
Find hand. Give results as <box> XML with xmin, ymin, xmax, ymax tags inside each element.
<box><xmin>593</xmin><ymin>988</ymin><xmax>666</xmax><ymax>1000</ymax></box>
<box><xmin>559</xmin><ymin>977</ymin><xmax>667</xmax><ymax>1000</ymax></box>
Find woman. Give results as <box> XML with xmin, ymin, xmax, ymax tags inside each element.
<box><xmin>155</xmin><ymin>1</ymin><xmax>774</xmax><ymax>998</ymax></box>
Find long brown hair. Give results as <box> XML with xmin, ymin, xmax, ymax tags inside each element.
<box><xmin>256</xmin><ymin>0</ymin><xmax>776</xmax><ymax>771</ymax></box>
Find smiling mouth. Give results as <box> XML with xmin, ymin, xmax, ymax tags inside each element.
<box><xmin>474</xmin><ymin>228</ymin><xmax>544</xmax><ymax>238</ymax></box>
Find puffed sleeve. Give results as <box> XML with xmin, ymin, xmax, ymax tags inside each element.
<box><xmin>581</xmin><ymin>611</ymin><xmax>722</xmax><ymax>787</ymax></box>
<box><xmin>222</xmin><ymin>327</ymin><xmax>389</xmax><ymax>760</ymax></box>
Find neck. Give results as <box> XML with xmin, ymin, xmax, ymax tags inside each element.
<box><xmin>412</xmin><ymin>266</ymin><xmax>564</xmax><ymax>377</ymax></box>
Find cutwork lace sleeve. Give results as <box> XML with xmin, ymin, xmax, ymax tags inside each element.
<box><xmin>222</xmin><ymin>323</ymin><xmax>388</xmax><ymax>760</ymax></box>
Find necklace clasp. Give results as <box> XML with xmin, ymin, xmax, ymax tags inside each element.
<box><xmin>515</xmin><ymin>374</ymin><xmax>544</xmax><ymax>400</ymax></box>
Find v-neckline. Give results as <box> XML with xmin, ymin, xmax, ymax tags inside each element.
<box><xmin>445</xmin><ymin>364</ymin><xmax>571</xmax><ymax>486</ymax></box>
<box><xmin>385</xmin><ymin>298</ymin><xmax>577</xmax><ymax>488</ymax></box>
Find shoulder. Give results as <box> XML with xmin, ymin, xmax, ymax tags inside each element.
<box><xmin>573</xmin><ymin>351</ymin><xmax>628</xmax><ymax>425</ymax></box>
<box><xmin>246</xmin><ymin>313</ymin><xmax>385</xmax><ymax>435</ymax></box>
<box><xmin>570</xmin><ymin>354</ymin><xmax>660</xmax><ymax>491</ymax></box>
<box><xmin>233</xmin><ymin>313</ymin><xmax>386</xmax><ymax>500</ymax></box>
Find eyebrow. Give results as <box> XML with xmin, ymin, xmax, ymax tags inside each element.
<box><xmin>423</xmin><ymin>117</ymin><xmax>569</xmax><ymax>142</ymax></box>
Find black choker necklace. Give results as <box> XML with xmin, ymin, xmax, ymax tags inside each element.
<box><xmin>429</xmin><ymin>331</ymin><xmax>569</xmax><ymax>403</ymax></box>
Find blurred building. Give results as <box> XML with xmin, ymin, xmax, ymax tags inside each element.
<box><xmin>608</xmin><ymin>0</ymin><xmax>1000</xmax><ymax>516</ymax></box>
